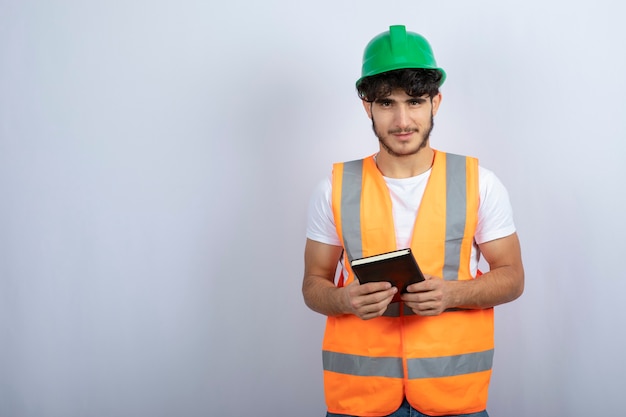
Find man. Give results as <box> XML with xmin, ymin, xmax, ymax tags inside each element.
<box><xmin>302</xmin><ymin>25</ymin><xmax>524</xmax><ymax>417</ymax></box>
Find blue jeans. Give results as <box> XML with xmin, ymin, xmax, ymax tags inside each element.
<box><xmin>326</xmin><ymin>398</ymin><xmax>489</xmax><ymax>417</ymax></box>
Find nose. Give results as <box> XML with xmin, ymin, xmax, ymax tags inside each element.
<box><xmin>394</xmin><ymin>104</ymin><xmax>410</xmax><ymax>130</ymax></box>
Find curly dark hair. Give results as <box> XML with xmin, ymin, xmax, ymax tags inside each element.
<box><xmin>356</xmin><ymin>68</ymin><xmax>442</xmax><ymax>102</ymax></box>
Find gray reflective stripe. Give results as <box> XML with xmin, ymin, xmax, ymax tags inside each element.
<box><xmin>443</xmin><ymin>154</ymin><xmax>467</xmax><ymax>281</ymax></box>
<box><xmin>340</xmin><ymin>160</ymin><xmax>364</xmax><ymax>262</ymax></box>
<box><xmin>407</xmin><ymin>349</ymin><xmax>494</xmax><ymax>379</ymax></box>
<box><xmin>323</xmin><ymin>350</ymin><xmax>403</xmax><ymax>378</ymax></box>
<box><xmin>323</xmin><ymin>349</ymin><xmax>493</xmax><ymax>379</ymax></box>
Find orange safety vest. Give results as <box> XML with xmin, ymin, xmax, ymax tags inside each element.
<box><xmin>323</xmin><ymin>150</ymin><xmax>494</xmax><ymax>417</ymax></box>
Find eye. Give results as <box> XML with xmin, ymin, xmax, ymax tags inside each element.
<box><xmin>378</xmin><ymin>100</ymin><xmax>392</xmax><ymax>107</ymax></box>
<box><xmin>409</xmin><ymin>98</ymin><xmax>426</xmax><ymax>106</ymax></box>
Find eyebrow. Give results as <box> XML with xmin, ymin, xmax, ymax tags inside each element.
<box><xmin>374</xmin><ymin>96</ymin><xmax>428</xmax><ymax>104</ymax></box>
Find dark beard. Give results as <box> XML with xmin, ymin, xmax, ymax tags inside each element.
<box><xmin>373</xmin><ymin>114</ymin><xmax>434</xmax><ymax>157</ymax></box>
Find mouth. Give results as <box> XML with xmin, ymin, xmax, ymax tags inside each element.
<box><xmin>390</xmin><ymin>130</ymin><xmax>417</xmax><ymax>141</ymax></box>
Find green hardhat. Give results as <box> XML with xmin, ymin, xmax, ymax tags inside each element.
<box><xmin>356</xmin><ymin>25</ymin><xmax>446</xmax><ymax>87</ymax></box>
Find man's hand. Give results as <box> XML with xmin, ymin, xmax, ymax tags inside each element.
<box><xmin>341</xmin><ymin>280</ymin><xmax>397</xmax><ymax>320</ymax></box>
<box><xmin>401</xmin><ymin>275</ymin><xmax>451</xmax><ymax>316</ymax></box>
<box><xmin>400</xmin><ymin>233</ymin><xmax>525</xmax><ymax>314</ymax></box>
<box><xmin>303</xmin><ymin>239</ymin><xmax>398</xmax><ymax>319</ymax></box>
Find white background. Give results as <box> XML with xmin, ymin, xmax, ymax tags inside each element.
<box><xmin>1</xmin><ymin>1</ymin><xmax>625</xmax><ymax>416</ymax></box>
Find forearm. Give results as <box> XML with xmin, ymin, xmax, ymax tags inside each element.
<box><xmin>449</xmin><ymin>265</ymin><xmax>524</xmax><ymax>309</ymax></box>
<box><xmin>302</xmin><ymin>239</ymin><xmax>398</xmax><ymax>319</ymax></box>
<box><xmin>302</xmin><ymin>274</ymin><xmax>349</xmax><ymax>317</ymax></box>
<box><xmin>446</xmin><ymin>232</ymin><xmax>525</xmax><ymax>310</ymax></box>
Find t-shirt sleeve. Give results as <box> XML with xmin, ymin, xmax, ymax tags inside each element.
<box><xmin>475</xmin><ymin>166</ymin><xmax>517</xmax><ymax>245</ymax></box>
<box><xmin>306</xmin><ymin>175</ymin><xmax>342</xmax><ymax>246</ymax></box>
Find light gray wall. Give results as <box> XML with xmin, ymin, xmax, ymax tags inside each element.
<box><xmin>1</xmin><ymin>1</ymin><xmax>625</xmax><ymax>416</ymax></box>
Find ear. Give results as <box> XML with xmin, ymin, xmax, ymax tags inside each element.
<box><xmin>431</xmin><ymin>93</ymin><xmax>442</xmax><ymax>117</ymax></box>
<box><xmin>362</xmin><ymin>99</ymin><xmax>373</xmax><ymax>119</ymax></box>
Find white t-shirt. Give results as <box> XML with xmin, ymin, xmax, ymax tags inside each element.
<box><xmin>306</xmin><ymin>163</ymin><xmax>516</xmax><ymax>276</ymax></box>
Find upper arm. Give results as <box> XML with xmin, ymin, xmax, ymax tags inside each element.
<box><xmin>478</xmin><ymin>232</ymin><xmax>525</xmax><ymax>295</ymax></box>
<box><xmin>303</xmin><ymin>239</ymin><xmax>344</xmax><ymax>285</ymax></box>
<box><xmin>479</xmin><ymin>232</ymin><xmax>522</xmax><ymax>269</ymax></box>
<box><xmin>302</xmin><ymin>239</ymin><xmax>345</xmax><ymax>314</ymax></box>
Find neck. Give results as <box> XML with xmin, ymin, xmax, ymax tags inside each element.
<box><xmin>375</xmin><ymin>147</ymin><xmax>435</xmax><ymax>178</ymax></box>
